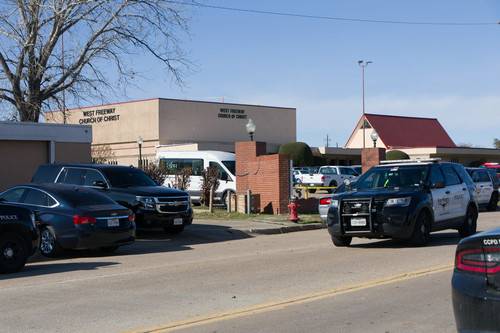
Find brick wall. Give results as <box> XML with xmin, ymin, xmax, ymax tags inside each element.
<box><xmin>361</xmin><ymin>148</ymin><xmax>386</xmax><ymax>173</ymax></box>
<box><xmin>235</xmin><ymin>141</ymin><xmax>290</xmax><ymax>214</ymax></box>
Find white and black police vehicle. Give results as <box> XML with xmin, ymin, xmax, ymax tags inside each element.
<box><xmin>326</xmin><ymin>159</ymin><xmax>478</xmax><ymax>247</ymax></box>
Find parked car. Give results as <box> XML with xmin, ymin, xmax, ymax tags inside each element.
<box><xmin>318</xmin><ymin>184</ymin><xmax>349</xmax><ymax>222</ymax></box>
<box><xmin>466</xmin><ymin>167</ymin><xmax>498</xmax><ymax>211</ymax></box>
<box><xmin>318</xmin><ymin>166</ymin><xmax>359</xmax><ymax>188</ymax></box>
<box><xmin>292</xmin><ymin>169</ymin><xmax>304</xmax><ymax>185</ymax></box>
<box><xmin>32</xmin><ymin>164</ymin><xmax>193</xmax><ymax>234</ymax></box>
<box><xmin>299</xmin><ymin>166</ymin><xmax>358</xmax><ymax>194</ymax></box>
<box><xmin>0</xmin><ymin>184</ymin><xmax>135</xmax><ymax>257</ymax></box>
<box><xmin>0</xmin><ymin>204</ymin><xmax>38</xmax><ymax>273</ymax></box>
<box><xmin>482</xmin><ymin>162</ymin><xmax>500</xmax><ymax>180</ymax></box>
<box><xmin>452</xmin><ymin>228</ymin><xmax>500</xmax><ymax>332</ymax></box>
<box><xmin>326</xmin><ymin>160</ymin><xmax>478</xmax><ymax>247</ymax></box>
<box><xmin>157</xmin><ymin>150</ymin><xmax>235</xmax><ymax>206</ymax></box>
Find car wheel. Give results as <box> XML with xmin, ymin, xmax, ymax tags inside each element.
<box><xmin>459</xmin><ymin>207</ymin><xmax>477</xmax><ymax>238</ymax></box>
<box><xmin>327</xmin><ymin>181</ymin><xmax>338</xmax><ymax>194</ymax></box>
<box><xmin>0</xmin><ymin>233</ymin><xmax>28</xmax><ymax>274</ymax></box>
<box><xmin>39</xmin><ymin>227</ymin><xmax>63</xmax><ymax>258</ymax></box>
<box><xmin>308</xmin><ymin>189</ymin><xmax>316</xmax><ymax>194</ymax></box>
<box><xmin>100</xmin><ymin>246</ymin><xmax>119</xmax><ymax>253</ymax></box>
<box><xmin>164</xmin><ymin>225</ymin><xmax>185</xmax><ymax>234</ymax></box>
<box><xmin>487</xmin><ymin>192</ymin><xmax>498</xmax><ymax>211</ymax></box>
<box><xmin>331</xmin><ymin>234</ymin><xmax>352</xmax><ymax>247</ymax></box>
<box><xmin>409</xmin><ymin>211</ymin><xmax>431</xmax><ymax>246</ymax></box>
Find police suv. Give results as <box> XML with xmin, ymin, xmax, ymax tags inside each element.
<box><xmin>326</xmin><ymin>159</ymin><xmax>478</xmax><ymax>246</ymax></box>
<box><xmin>0</xmin><ymin>204</ymin><xmax>38</xmax><ymax>273</ymax></box>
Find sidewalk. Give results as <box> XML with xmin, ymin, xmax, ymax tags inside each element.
<box><xmin>193</xmin><ymin>214</ymin><xmax>326</xmax><ymax>236</ymax></box>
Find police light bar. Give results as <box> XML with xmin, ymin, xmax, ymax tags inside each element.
<box><xmin>380</xmin><ymin>158</ymin><xmax>442</xmax><ymax>164</ymax></box>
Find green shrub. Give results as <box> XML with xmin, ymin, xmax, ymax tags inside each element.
<box><xmin>279</xmin><ymin>142</ymin><xmax>314</xmax><ymax>167</ymax></box>
<box><xmin>386</xmin><ymin>150</ymin><xmax>410</xmax><ymax>160</ymax></box>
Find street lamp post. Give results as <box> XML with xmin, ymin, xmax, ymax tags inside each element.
<box><xmin>370</xmin><ymin>130</ymin><xmax>379</xmax><ymax>148</ymax></box>
<box><xmin>358</xmin><ymin>60</ymin><xmax>372</xmax><ymax>148</ymax></box>
<box><xmin>246</xmin><ymin>119</ymin><xmax>256</xmax><ymax>141</ymax></box>
<box><xmin>137</xmin><ymin>136</ymin><xmax>144</xmax><ymax>168</ymax></box>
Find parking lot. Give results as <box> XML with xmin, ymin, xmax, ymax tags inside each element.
<box><xmin>0</xmin><ymin>210</ymin><xmax>498</xmax><ymax>333</ymax></box>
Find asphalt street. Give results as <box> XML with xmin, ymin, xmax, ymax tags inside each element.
<box><xmin>0</xmin><ymin>211</ymin><xmax>498</xmax><ymax>333</ymax></box>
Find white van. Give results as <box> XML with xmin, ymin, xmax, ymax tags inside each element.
<box><xmin>156</xmin><ymin>151</ymin><xmax>236</xmax><ymax>205</ymax></box>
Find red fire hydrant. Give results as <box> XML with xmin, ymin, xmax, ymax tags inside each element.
<box><xmin>288</xmin><ymin>199</ymin><xmax>300</xmax><ymax>222</ymax></box>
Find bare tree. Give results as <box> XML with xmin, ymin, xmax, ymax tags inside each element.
<box><xmin>0</xmin><ymin>0</ymin><xmax>190</xmax><ymax>122</ymax></box>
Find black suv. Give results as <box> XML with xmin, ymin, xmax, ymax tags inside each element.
<box><xmin>0</xmin><ymin>204</ymin><xmax>38</xmax><ymax>273</ymax></box>
<box><xmin>327</xmin><ymin>161</ymin><xmax>478</xmax><ymax>247</ymax></box>
<box><xmin>32</xmin><ymin>164</ymin><xmax>193</xmax><ymax>234</ymax></box>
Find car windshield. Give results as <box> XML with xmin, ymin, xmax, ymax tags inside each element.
<box><xmin>222</xmin><ymin>160</ymin><xmax>235</xmax><ymax>175</ymax></box>
<box><xmin>354</xmin><ymin>165</ymin><xmax>429</xmax><ymax>190</ymax></box>
<box><xmin>102</xmin><ymin>168</ymin><xmax>157</xmax><ymax>188</ymax></box>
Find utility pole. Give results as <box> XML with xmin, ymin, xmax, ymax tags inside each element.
<box><xmin>324</xmin><ymin>134</ymin><xmax>331</xmax><ymax>148</ymax></box>
<box><xmin>358</xmin><ymin>60</ymin><xmax>372</xmax><ymax>148</ymax></box>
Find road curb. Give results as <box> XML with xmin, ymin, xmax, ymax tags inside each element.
<box><xmin>244</xmin><ymin>223</ymin><xmax>326</xmax><ymax>235</ymax></box>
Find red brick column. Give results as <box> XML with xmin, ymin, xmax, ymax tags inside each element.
<box><xmin>361</xmin><ymin>148</ymin><xmax>386</xmax><ymax>174</ymax></box>
<box><xmin>235</xmin><ymin>141</ymin><xmax>266</xmax><ymax>195</ymax></box>
<box><xmin>235</xmin><ymin>141</ymin><xmax>290</xmax><ymax>214</ymax></box>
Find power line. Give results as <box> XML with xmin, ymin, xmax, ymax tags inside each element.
<box><xmin>168</xmin><ymin>1</ymin><xmax>499</xmax><ymax>26</ymax></box>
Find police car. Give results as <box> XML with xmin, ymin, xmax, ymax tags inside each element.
<box><xmin>326</xmin><ymin>159</ymin><xmax>478</xmax><ymax>246</ymax></box>
<box><xmin>0</xmin><ymin>204</ymin><xmax>38</xmax><ymax>273</ymax></box>
<box><xmin>452</xmin><ymin>228</ymin><xmax>500</xmax><ymax>332</ymax></box>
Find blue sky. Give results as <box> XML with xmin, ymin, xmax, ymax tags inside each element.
<box><xmin>118</xmin><ymin>0</ymin><xmax>500</xmax><ymax>148</ymax></box>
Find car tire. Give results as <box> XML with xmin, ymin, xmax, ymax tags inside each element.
<box><xmin>39</xmin><ymin>227</ymin><xmax>63</xmax><ymax>258</ymax></box>
<box><xmin>308</xmin><ymin>189</ymin><xmax>316</xmax><ymax>194</ymax></box>
<box><xmin>409</xmin><ymin>211</ymin><xmax>431</xmax><ymax>246</ymax></box>
<box><xmin>100</xmin><ymin>246</ymin><xmax>119</xmax><ymax>253</ymax></box>
<box><xmin>327</xmin><ymin>181</ymin><xmax>338</xmax><ymax>194</ymax></box>
<box><xmin>487</xmin><ymin>192</ymin><xmax>498</xmax><ymax>211</ymax></box>
<box><xmin>164</xmin><ymin>225</ymin><xmax>185</xmax><ymax>234</ymax></box>
<box><xmin>0</xmin><ymin>233</ymin><xmax>28</xmax><ymax>274</ymax></box>
<box><xmin>331</xmin><ymin>234</ymin><xmax>352</xmax><ymax>247</ymax></box>
<box><xmin>458</xmin><ymin>207</ymin><xmax>477</xmax><ymax>238</ymax></box>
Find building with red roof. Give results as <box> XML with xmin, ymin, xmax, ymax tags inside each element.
<box><xmin>315</xmin><ymin>113</ymin><xmax>499</xmax><ymax>166</ymax></box>
<box><xmin>346</xmin><ymin>113</ymin><xmax>456</xmax><ymax>149</ymax></box>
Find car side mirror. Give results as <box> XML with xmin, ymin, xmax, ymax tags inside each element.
<box><xmin>432</xmin><ymin>181</ymin><xmax>445</xmax><ymax>189</ymax></box>
<box><xmin>93</xmin><ymin>180</ymin><xmax>108</xmax><ymax>189</ymax></box>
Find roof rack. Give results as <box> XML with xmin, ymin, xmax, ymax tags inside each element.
<box><xmin>380</xmin><ymin>158</ymin><xmax>441</xmax><ymax>164</ymax></box>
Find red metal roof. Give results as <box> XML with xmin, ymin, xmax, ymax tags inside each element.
<box><xmin>364</xmin><ymin>113</ymin><xmax>456</xmax><ymax>149</ymax></box>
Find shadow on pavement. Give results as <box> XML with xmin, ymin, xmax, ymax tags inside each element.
<box><xmin>350</xmin><ymin>231</ymin><xmax>463</xmax><ymax>249</ymax></box>
<box><xmin>0</xmin><ymin>261</ymin><xmax>119</xmax><ymax>280</ymax></box>
<box><xmin>119</xmin><ymin>223</ymin><xmax>254</xmax><ymax>256</ymax></box>
<box><xmin>29</xmin><ymin>223</ymin><xmax>253</xmax><ymax>261</ymax></box>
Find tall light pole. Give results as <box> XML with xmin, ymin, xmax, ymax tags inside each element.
<box><xmin>358</xmin><ymin>60</ymin><xmax>372</xmax><ymax>148</ymax></box>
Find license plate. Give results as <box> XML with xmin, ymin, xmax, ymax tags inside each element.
<box><xmin>173</xmin><ymin>218</ymin><xmax>183</xmax><ymax>226</ymax></box>
<box><xmin>350</xmin><ymin>217</ymin><xmax>367</xmax><ymax>227</ymax></box>
<box><xmin>309</xmin><ymin>183</ymin><xmax>315</xmax><ymax>186</ymax></box>
<box><xmin>107</xmin><ymin>218</ymin><xmax>120</xmax><ymax>227</ymax></box>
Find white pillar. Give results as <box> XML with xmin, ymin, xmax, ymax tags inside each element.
<box><xmin>49</xmin><ymin>141</ymin><xmax>56</xmax><ymax>164</ymax></box>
